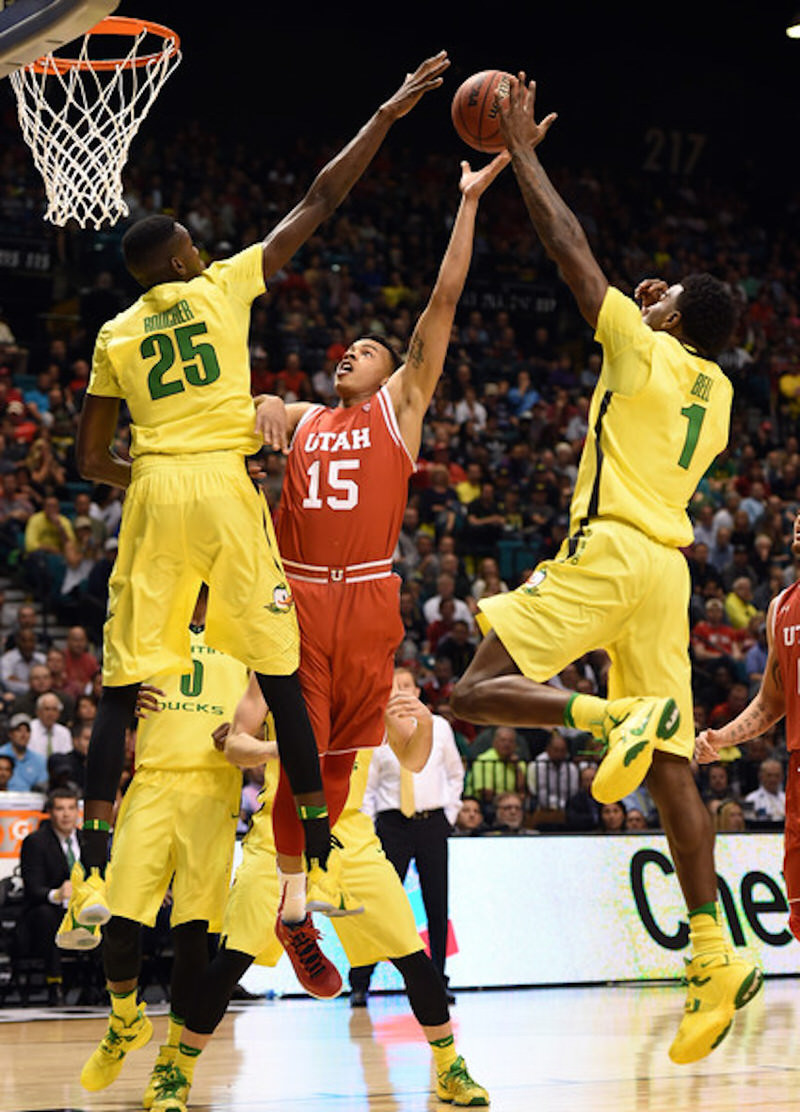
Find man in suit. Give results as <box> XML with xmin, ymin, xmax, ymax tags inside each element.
<box><xmin>19</xmin><ymin>785</ymin><xmax>83</xmax><ymax>1004</ymax></box>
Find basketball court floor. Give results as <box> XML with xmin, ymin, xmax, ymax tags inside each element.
<box><xmin>3</xmin><ymin>977</ymin><xmax>799</xmax><ymax>1111</ymax></box>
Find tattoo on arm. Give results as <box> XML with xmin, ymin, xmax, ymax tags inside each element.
<box><xmin>724</xmin><ymin>701</ymin><xmax>778</xmax><ymax>744</ymax></box>
<box><xmin>408</xmin><ymin>335</ymin><xmax>424</xmax><ymax>367</ymax></box>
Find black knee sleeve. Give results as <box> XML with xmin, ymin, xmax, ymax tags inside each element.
<box><xmin>392</xmin><ymin>950</ymin><xmax>449</xmax><ymax>1028</ymax></box>
<box><xmin>103</xmin><ymin>916</ymin><xmax>142</xmax><ymax>983</ymax></box>
<box><xmin>170</xmin><ymin>920</ymin><xmax>210</xmax><ymax>1021</ymax></box>
<box><xmin>255</xmin><ymin>672</ymin><xmax>322</xmax><ymax>797</ymax></box>
<box><xmin>85</xmin><ymin>684</ymin><xmax>141</xmax><ymax>803</ymax></box>
<box><xmin>183</xmin><ymin>944</ymin><xmax>254</xmax><ymax>1036</ymax></box>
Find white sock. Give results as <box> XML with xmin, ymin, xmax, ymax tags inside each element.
<box><xmin>278</xmin><ymin>868</ymin><xmax>306</xmax><ymax>924</ymax></box>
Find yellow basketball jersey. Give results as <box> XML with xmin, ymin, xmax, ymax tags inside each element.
<box><xmin>88</xmin><ymin>243</ymin><xmax>264</xmax><ymax>458</ymax></box>
<box><xmin>134</xmin><ymin>627</ymin><xmax>247</xmax><ymax>803</ymax></box>
<box><xmin>570</xmin><ymin>287</ymin><xmax>732</xmax><ymax>548</ymax></box>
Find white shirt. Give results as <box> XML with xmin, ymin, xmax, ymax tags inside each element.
<box><xmin>29</xmin><ymin>719</ymin><xmax>72</xmax><ymax>759</ymax></box>
<box><xmin>744</xmin><ymin>785</ymin><xmax>786</xmax><ymax>822</ymax></box>
<box><xmin>422</xmin><ymin>594</ymin><xmax>474</xmax><ymax>630</ymax></box>
<box><xmin>362</xmin><ymin>715</ymin><xmax>464</xmax><ymax>825</ymax></box>
<box><xmin>527</xmin><ymin>755</ymin><xmax>580</xmax><ymax>810</ymax></box>
<box><xmin>0</xmin><ymin>648</ymin><xmax>47</xmax><ymax>695</ymax></box>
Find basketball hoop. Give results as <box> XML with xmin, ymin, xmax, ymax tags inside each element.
<box><xmin>9</xmin><ymin>16</ymin><xmax>181</xmax><ymax>229</ymax></box>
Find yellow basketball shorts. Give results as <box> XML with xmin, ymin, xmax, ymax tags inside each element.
<box><xmin>478</xmin><ymin>518</ymin><xmax>694</xmax><ymax>757</ymax></box>
<box><xmin>222</xmin><ymin>799</ymin><xmax>423</xmax><ymax>968</ymax></box>
<box><xmin>106</xmin><ymin>770</ymin><xmax>238</xmax><ymax>931</ymax></box>
<box><xmin>103</xmin><ymin>451</ymin><xmax>299</xmax><ymax>686</ymax></box>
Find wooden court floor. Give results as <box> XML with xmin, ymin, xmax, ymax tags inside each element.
<box><xmin>3</xmin><ymin>979</ymin><xmax>799</xmax><ymax>1111</ymax></box>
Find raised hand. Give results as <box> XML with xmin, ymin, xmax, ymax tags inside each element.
<box><xmin>635</xmin><ymin>278</ymin><xmax>669</xmax><ymax>308</ymax></box>
<box><xmin>459</xmin><ymin>150</ymin><xmax>511</xmax><ymax>200</ymax></box>
<box><xmin>498</xmin><ymin>72</ymin><xmax>557</xmax><ymax>153</ymax></box>
<box><xmin>381</xmin><ymin>51</ymin><xmax>450</xmax><ymax>121</ymax></box>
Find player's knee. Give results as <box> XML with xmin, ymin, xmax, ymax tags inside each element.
<box><xmin>450</xmin><ymin>676</ymin><xmax>475</xmax><ymax>719</ymax></box>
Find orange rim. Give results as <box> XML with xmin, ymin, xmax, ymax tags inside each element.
<box><xmin>30</xmin><ymin>15</ymin><xmax>180</xmax><ymax>75</ymax></box>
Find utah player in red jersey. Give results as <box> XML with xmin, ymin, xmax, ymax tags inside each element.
<box><xmin>248</xmin><ymin>151</ymin><xmax>510</xmax><ymax>964</ymax></box>
<box><xmin>696</xmin><ymin>509</ymin><xmax>800</xmax><ymax>939</ymax></box>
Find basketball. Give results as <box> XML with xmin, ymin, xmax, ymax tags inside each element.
<box><xmin>451</xmin><ymin>69</ymin><xmax>513</xmax><ymax>153</ymax></box>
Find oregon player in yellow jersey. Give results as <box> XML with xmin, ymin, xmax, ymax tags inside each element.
<box><xmin>451</xmin><ymin>74</ymin><xmax>761</xmax><ymax>1066</ymax></box>
<box><xmin>59</xmin><ymin>53</ymin><xmax>451</xmax><ymax>949</ymax></box>
<box><xmin>78</xmin><ymin>586</ymin><xmax>247</xmax><ymax>1094</ymax></box>
<box><xmin>140</xmin><ymin>686</ymin><xmax>488</xmax><ymax>1112</ymax></box>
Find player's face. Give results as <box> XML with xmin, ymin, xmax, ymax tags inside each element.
<box><xmin>640</xmin><ymin>283</ymin><xmax>684</xmax><ymax>333</ymax></box>
<box><xmin>334</xmin><ymin>339</ymin><xmax>394</xmax><ymax>401</ymax></box>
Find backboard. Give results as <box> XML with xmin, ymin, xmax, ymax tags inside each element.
<box><xmin>0</xmin><ymin>0</ymin><xmax>117</xmax><ymax>78</ymax></box>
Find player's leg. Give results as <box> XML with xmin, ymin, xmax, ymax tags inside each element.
<box><xmin>80</xmin><ymin>915</ymin><xmax>153</xmax><ymax>1091</ymax></box>
<box><xmin>784</xmin><ymin>751</ymin><xmax>800</xmax><ymax>941</ymax></box>
<box><xmin>453</xmin><ymin>527</ymin><xmax>681</xmax><ymax>798</ymax></box>
<box><xmin>618</xmin><ymin>545</ymin><xmax>762</xmax><ymax>1063</ymax></box>
<box><xmin>64</xmin><ymin>470</ymin><xmax>199</xmax><ymax>940</ymax></box>
<box><xmin>391</xmin><ymin>950</ymin><xmax>488</xmax><ymax>1106</ymax></box>
<box><xmin>411</xmin><ymin>813</ymin><xmax>450</xmax><ymax>987</ymax></box>
<box><xmin>333</xmin><ymin>808</ymin><xmax>488</xmax><ymax>1105</ymax></box>
<box><xmin>201</xmin><ymin>477</ymin><xmax>330</xmax><ymax>869</ymax></box>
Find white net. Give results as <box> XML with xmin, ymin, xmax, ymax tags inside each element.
<box><xmin>9</xmin><ymin>20</ymin><xmax>181</xmax><ymax>228</ymax></box>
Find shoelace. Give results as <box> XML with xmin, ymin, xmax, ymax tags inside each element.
<box><xmin>153</xmin><ymin>1062</ymin><xmax>188</xmax><ymax>1100</ymax></box>
<box><xmin>100</xmin><ymin>1024</ymin><xmax>125</xmax><ymax>1058</ymax></box>
<box><xmin>285</xmin><ymin>920</ymin><xmax>326</xmax><ymax>977</ymax></box>
<box><xmin>444</xmin><ymin>1057</ymin><xmax>476</xmax><ymax>1087</ymax></box>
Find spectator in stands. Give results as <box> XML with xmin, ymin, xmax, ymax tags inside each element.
<box><xmin>625</xmin><ymin>808</ymin><xmax>648</xmax><ymax>831</ymax></box>
<box><xmin>0</xmin><ymin>713</ymin><xmax>46</xmax><ymax>790</ymax></box>
<box><xmin>745</xmin><ymin>620</ymin><xmax>768</xmax><ymax>693</ymax></box>
<box><xmin>598</xmin><ymin>801</ymin><xmax>627</xmax><ymax>833</ymax></box>
<box><xmin>0</xmin><ymin>751</ymin><xmax>14</xmax><ymax>790</ymax></box>
<box><xmin>452</xmin><ymin>796</ymin><xmax>489</xmax><ymax>835</ymax></box>
<box><xmin>59</xmin><ymin>721</ymin><xmax>91</xmax><ymax>793</ymax></box>
<box><xmin>488</xmin><ymin>791</ymin><xmax>532</xmax><ymax>834</ymax></box>
<box><xmin>1</xmin><ymin>626</ymin><xmax>46</xmax><ymax>696</ymax></box>
<box><xmin>564</xmin><ymin>764</ymin><xmax>601</xmax><ymax>832</ymax></box>
<box><xmin>435</xmin><ymin>619</ymin><xmax>476</xmax><ymax>680</ymax></box>
<box><xmin>61</xmin><ymin>624</ymin><xmax>99</xmax><ymax>697</ymax></box>
<box><xmin>3</xmin><ymin>601</ymin><xmax>48</xmax><ymax>653</ymax></box>
<box><xmin>715</xmin><ymin>798</ymin><xmax>747</xmax><ymax>833</ymax></box>
<box><xmin>701</xmin><ymin>762</ymin><xmax>735</xmax><ymax>807</ymax></box>
<box><xmin>420</xmin><ymin>656</ymin><xmax>456</xmax><ymax>712</ymax></box>
<box><xmin>417</xmin><ymin>464</ymin><xmax>461</xmax><ymax>539</ymax></box>
<box><xmin>425</xmin><ymin>597</ymin><xmax>457</xmax><ymax>654</ymax></box>
<box><xmin>422</xmin><ymin>572</ymin><xmax>473</xmax><ymax>628</ymax></box>
<box><xmin>463</xmin><ymin>482</ymin><xmax>506</xmax><ymax>565</ymax></box>
<box><xmin>18</xmin><ymin>785</ymin><xmax>83</xmax><ymax>1005</ymax></box>
<box><xmin>22</xmin><ymin>493</ymin><xmax>76</xmax><ymax>604</ymax></box>
<box><xmin>744</xmin><ymin>758</ymin><xmax>786</xmax><ymax>822</ymax></box>
<box><xmin>691</xmin><ymin>596</ymin><xmax>746</xmax><ymax>686</ymax></box>
<box><xmin>29</xmin><ymin>693</ymin><xmax>72</xmax><ymax>760</ymax></box>
<box><xmin>465</xmin><ymin>726</ymin><xmax>526</xmax><ymax>809</ymax></box>
<box><xmin>527</xmin><ymin>729</ymin><xmax>579</xmax><ymax>811</ymax></box>
<box><xmin>11</xmin><ymin>661</ymin><xmax>75</xmax><ymax>726</ymax></box>
<box><xmin>724</xmin><ymin>576</ymin><xmax>759</xmax><ymax>630</ymax></box>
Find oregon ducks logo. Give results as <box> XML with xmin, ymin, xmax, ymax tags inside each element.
<box><xmin>523</xmin><ymin>568</ymin><xmax>547</xmax><ymax>596</ymax></box>
<box><xmin>266</xmin><ymin>583</ymin><xmax>294</xmax><ymax>614</ymax></box>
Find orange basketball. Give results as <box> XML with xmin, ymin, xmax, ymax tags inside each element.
<box><xmin>451</xmin><ymin>69</ymin><xmax>512</xmax><ymax>153</ymax></box>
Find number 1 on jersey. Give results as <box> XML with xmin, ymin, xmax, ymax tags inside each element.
<box><xmin>678</xmin><ymin>403</ymin><xmax>706</xmax><ymax>470</ymax></box>
<box><xmin>303</xmin><ymin>459</ymin><xmax>360</xmax><ymax>510</ymax></box>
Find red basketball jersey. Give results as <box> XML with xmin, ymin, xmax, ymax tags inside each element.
<box><xmin>277</xmin><ymin>385</ymin><xmax>415</xmax><ymax>569</ymax></box>
<box><xmin>774</xmin><ymin>580</ymin><xmax>800</xmax><ymax>752</ymax></box>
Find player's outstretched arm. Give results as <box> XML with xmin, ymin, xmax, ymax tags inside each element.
<box><xmin>388</xmin><ymin>152</ymin><xmax>509</xmax><ymax>458</ymax></box>
<box><xmin>76</xmin><ymin>394</ymin><xmax>132</xmax><ymax>488</ymax></box>
<box><xmin>695</xmin><ymin>597</ymin><xmax>786</xmax><ymax>763</ymax></box>
<box><xmin>261</xmin><ymin>52</ymin><xmax>449</xmax><ymax>282</ymax></box>
<box><xmin>498</xmin><ymin>73</ymin><xmax>608</xmax><ymax>328</ymax></box>
<box><xmin>385</xmin><ymin>691</ymin><xmax>433</xmax><ymax>772</ymax></box>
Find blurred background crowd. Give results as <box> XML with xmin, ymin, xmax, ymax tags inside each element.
<box><xmin>2</xmin><ymin>102</ymin><xmax>799</xmax><ymax>841</ymax></box>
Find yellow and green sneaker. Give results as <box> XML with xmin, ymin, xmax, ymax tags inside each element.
<box><xmin>436</xmin><ymin>1055</ymin><xmax>490</xmax><ymax>1106</ymax></box>
<box><xmin>80</xmin><ymin>1005</ymin><xmax>153</xmax><ymax>1090</ymax></box>
<box><xmin>56</xmin><ymin>861</ymin><xmax>111</xmax><ymax>951</ymax></box>
<box><xmin>143</xmin><ymin>1044</ymin><xmax>181</xmax><ymax>1109</ymax></box>
<box><xmin>148</xmin><ymin>1048</ymin><xmax>192</xmax><ymax>1112</ymax></box>
<box><xmin>669</xmin><ymin>951</ymin><xmax>763</xmax><ymax>1064</ymax></box>
<box><xmin>591</xmin><ymin>696</ymin><xmax>680</xmax><ymax>805</ymax></box>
